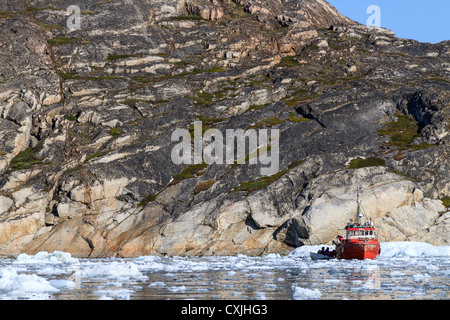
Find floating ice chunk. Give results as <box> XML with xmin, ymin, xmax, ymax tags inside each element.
<box><xmin>309</xmin><ymin>261</ymin><xmax>330</xmax><ymax>269</ymax></box>
<box><xmin>360</xmin><ymin>264</ymin><xmax>380</xmax><ymax>272</ymax></box>
<box><xmin>164</xmin><ymin>272</ymin><xmax>177</xmax><ymax>277</ymax></box>
<box><xmin>255</xmin><ymin>291</ymin><xmax>266</xmax><ymax>300</ymax></box>
<box><xmin>0</xmin><ymin>267</ymin><xmax>59</xmax><ymax>297</ymax></box>
<box><xmin>425</xmin><ymin>264</ymin><xmax>439</xmax><ymax>272</ymax></box>
<box><xmin>380</xmin><ymin>242</ymin><xmax>450</xmax><ymax>257</ymax></box>
<box><xmin>133</xmin><ymin>255</ymin><xmax>162</xmax><ymax>264</ymax></box>
<box><xmin>14</xmin><ymin>251</ymin><xmax>79</xmax><ymax>265</ymax></box>
<box><xmin>79</xmin><ymin>262</ymin><xmax>147</xmax><ymax>280</ymax></box>
<box><xmin>191</xmin><ymin>261</ymin><xmax>209</xmax><ymax>271</ymax></box>
<box><xmin>247</xmin><ymin>265</ymin><xmax>272</xmax><ymax>271</ymax></box>
<box><xmin>148</xmin><ymin>281</ymin><xmax>167</xmax><ymax>288</ymax></box>
<box><xmin>291</xmin><ymin>286</ymin><xmax>321</xmax><ymax>300</ymax></box>
<box><xmin>95</xmin><ymin>289</ymin><xmax>133</xmax><ymax>300</ymax></box>
<box><xmin>49</xmin><ymin>279</ymin><xmax>77</xmax><ymax>289</ymax></box>
<box><xmin>264</xmin><ymin>253</ymin><xmax>281</xmax><ymax>259</ymax></box>
<box><xmin>390</xmin><ymin>271</ymin><xmax>406</xmax><ymax>277</ymax></box>
<box><xmin>412</xmin><ymin>273</ymin><xmax>430</xmax><ymax>282</ymax></box>
<box><xmin>168</xmin><ymin>285</ymin><xmax>187</xmax><ymax>292</ymax></box>
<box><xmin>411</xmin><ymin>289</ymin><xmax>426</xmax><ymax>297</ymax></box>
<box><xmin>38</xmin><ymin>266</ymin><xmax>69</xmax><ymax>276</ymax></box>
<box><xmin>324</xmin><ymin>279</ymin><xmax>343</xmax><ymax>284</ymax></box>
<box><xmin>105</xmin><ymin>281</ymin><xmax>123</xmax><ymax>287</ymax></box>
<box><xmin>359</xmin><ymin>280</ymin><xmax>377</xmax><ymax>290</ymax></box>
<box><xmin>132</xmin><ymin>256</ymin><xmax>165</xmax><ymax>269</ymax></box>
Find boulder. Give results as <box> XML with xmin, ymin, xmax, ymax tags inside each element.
<box><xmin>0</xmin><ymin>196</ymin><xmax>14</xmax><ymax>215</ymax></box>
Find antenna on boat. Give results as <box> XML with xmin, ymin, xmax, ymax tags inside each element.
<box><xmin>356</xmin><ymin>185</ymin><xmax>363</xmax><ymax>224</ymax></box>
<box><xmin>356</xmin><ymin>185</ymin><xmax>369</xmax><ymax>224</ymax></box>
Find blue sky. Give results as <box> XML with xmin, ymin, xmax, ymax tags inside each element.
<box><xmin>327</xmin><ymin>0</ymin><xmax>450</xmax><ymax>44</ymax></box>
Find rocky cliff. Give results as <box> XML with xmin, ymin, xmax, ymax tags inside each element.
<box><xmin>0</xmin><ymin>0</ymin><xmax>448</xmax><ymax>257</ymax></box>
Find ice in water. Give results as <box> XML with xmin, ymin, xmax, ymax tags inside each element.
<box><xmin>0</xmin><ymin>242</ymin><xmax>448</xmax><ymax>300</ymax></box>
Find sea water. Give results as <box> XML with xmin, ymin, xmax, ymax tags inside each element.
<box><xmin>0</xmin><ymin>242</ymin><xmax>448</xmax><ymax>300</ymax></box>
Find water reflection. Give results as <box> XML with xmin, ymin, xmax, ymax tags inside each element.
<box><xmin>1</xmin><ymin>255</ymin><xmax>448</xmax><ymax>300</ymax></box>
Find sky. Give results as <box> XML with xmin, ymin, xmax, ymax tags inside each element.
<box><xmin>327</xmin><ymin>0</ymin><xmax>450</xmax><ymax>44</ymax></box>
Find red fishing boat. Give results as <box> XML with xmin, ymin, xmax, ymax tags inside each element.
<box><xmin>334</xmin><ymin>187</ymin><xmax>381</xmax><ymax>260</ymax></box>
<box><xmin>335</xmin><ymin>222</ymin><xmax>380</xmax><ymax>260</ymax></box>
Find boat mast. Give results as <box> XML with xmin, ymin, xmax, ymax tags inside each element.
<box><xmin>356</xmin><ymin>185</ymin><xmax>363</xmax><ymax>224</ymax></box>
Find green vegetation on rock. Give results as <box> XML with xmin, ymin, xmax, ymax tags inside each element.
<box><xmin>441</xmin><ymin>196</ymin><xmax>450</xmax><ymax>208</ymax></box>
<box><xmin>171</xmin><ymin>163</ymin><xmax>209</xmax><ymax>184</ymax></box>
<box><xmin>347</xmin><ymin>157</ymin><xmax>386</xmax><ymax>169</ymax></box>
<box><xmin>10</xmin><ymin>140</ymin><xmax>45</xmax><ymax>170</ymax></box>
<box><xmin>234</xmin><ymin>160</ymin><xmax>304</xmax><ymax>193</ymax></box>
<box><xmin>377</xmin><ymin>112</ymin><xmax>435</xmax><ymax>151</ymax></box>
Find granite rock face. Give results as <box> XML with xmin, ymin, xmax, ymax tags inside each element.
<box><xmin>0</xmin><ymin>0</ymin><xmax>448</xmax><ymax>257</ymax></box>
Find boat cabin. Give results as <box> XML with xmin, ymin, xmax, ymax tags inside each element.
<box><xmin>343</xmin><ymin>220</ymin><xmax>377</xmax><ymax>239</ymax></box>
<box><xmin>345</xmin><ymin>228</ymin><xmax>376</xmax><ymax>239</ymax></box>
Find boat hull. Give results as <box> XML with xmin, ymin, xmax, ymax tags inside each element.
<box><xmin>337</xmin><ymin>240</ymin><xmax>380</xmax><ymax>260</ymax></box>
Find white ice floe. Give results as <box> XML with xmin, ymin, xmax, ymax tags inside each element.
<box><xmin>380</xmin><ymin>242</ymin><xmax>450</xmax><ymax>257</ymax></box>
<box><xmin>389</xmin><ymin>271</ymin><xmax>406</xmax><ymax>277</ymax></box>
<box><xmin>148</xmin><ymin>281</ymin><xmax>167</xmax><ymax>288</ymax></box>
<box><xmin>95</xmin><ymin>289</ymin><xmax>133</xmax><ymax>300</ymax></box>
<box><xmin>78</xmin><ymin>261</ymin><xmax>147</xmax><ymax>281</ymax></box>
<box><xmin>291</xmin><ymin>286</ymin><xmax>322</xmax><ymax>300</ymax></box>
<box><xmin>0</xmin><ymin>241</ymin><xmax>447</xmax><ymax>300</ymax></box>
<box><xmin>412</xmin><ymin>273</ymin><xmax>431</xmax><ymax>282</ymax></box>
<box><xmin>13</xmin><ymin>251</ymin><xmax>79</xmax><ymax>265</ymax></box>
<box><xmin>351</xmin><ymin>279</ymin><xmax>378</xmax><ymax>291</ymax></box>
<box><xmin>254</xmin><ymin>291</ymin><xmax>267</xmax><ymax>300</ymax></box>
<box><xmin>168</xmin><ymin>285</ymin><xmax>187</xmax><ymax>292</ymax></box>
<box><xmin>49</xmin><ymin>279</ymin><xmax>77</xmax><ymax>289</ymax></box>
<box><xmin>324</xmin><ymin>279</ymin><xmax>343</xmax><ymax>284</ymax></box>
<box><xmin>0</xmin><ymin>267</ymin><xmax>59</xmax><ymax>298</ymax></box>
<box><xmin>133</xmin><ymin>256</ymin><xmax>211</xmax><ymax>273</ymax></box>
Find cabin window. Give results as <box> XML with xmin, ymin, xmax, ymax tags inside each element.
<box><xmin>347</xmin><ymin>230</ymin><xmax>376</xmax><ymax>238</ymax></box>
